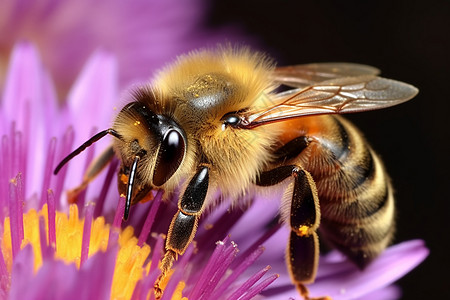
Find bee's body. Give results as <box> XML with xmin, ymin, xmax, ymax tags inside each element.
<box><xmin>55</xmin><ymin>47</ymin><xmax>416</xmax><ymax>299</ymax></box>
<box><xmin>268</xmin><ymin>115</ymin><xmax>395</xmax><ymax>269</ymax></box>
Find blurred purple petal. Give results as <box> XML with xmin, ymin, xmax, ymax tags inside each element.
<box><xmin>8</xmin><ymin>245</ymin><xmax>35</xmax><ymax>300</ymax></box>
<box><xmin>67</xmin><ymin>49</ymin><xmax>119</xmax><ymax>130</ymax></box>
<box><xmin>61</xmin><ymin>50</ymin><xmax>119</xmax><ymax>203</ymax></box>
<box><xmin>357</xmin><ymin>284</ymin><xmax>402</xmax><ymax>300</ymax></box>
<box><xmin>1</xmin><ymin>42</ymin><xmax>55</xmax><ymax>197</ymax></box>
<box><xmin>260</xmin><ymin>239</ymin><xmax>428</xmax><ymax>300</ymax></box>
<box><xmin>2</xmin><ymin>41</ymin><xmax>45</xmax><ymax>130</ymax></box>
<box><xmin>8</xmin><ymin>244</ymin><xmax>118</xmax><ymax>300</ymax></box>
<box><xmin>309</xmin><ymin>240</ymin><xmax>429</xmax><ymax>300</ymax></box>
<box><xmin>64</xmin><ymin>246</ymin><xmax>117</xmax><ymax>300</ymax></box>
<box><xmin>0</xmin><ymin>0</ymin><xmax>247</xmax><ymax>94</ymax></box>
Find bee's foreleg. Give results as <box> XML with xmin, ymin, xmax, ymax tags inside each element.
<box><xmin>155</xmin><ymin>165</ymin><xmax>210</xmax><ymax>298</ymax></box>
<box><xmin>67</xmin><ymin>145</ymin><xmax>115</xmax><ymax>203</ymax></box>
<box><xmin>256</xmin><ymin>165</ymin><xmax>328</xmax><ymax>300</ymax></box>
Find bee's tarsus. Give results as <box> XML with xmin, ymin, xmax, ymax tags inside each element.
<box><xmin>297</xmin><ymin>283</ymin><xmax>332</xmax><ymax>300</ymax></box>
<box><xmin>154</xmin><ymin>250</ymin><xmax>177</xmax><ymax>300</ymax></box>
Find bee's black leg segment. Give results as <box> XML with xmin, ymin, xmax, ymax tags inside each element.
<box><xmin>167</xmin><ymin>211</ymin><xmax>198</xmax><ymax>254</ymax></box>
<box><xmin>256</xmin><ymin>166</ymin><xmax>319</xmax><ymax>230</ymax></box>
<box><xmin>124</xmin><ymin>155</ymin><xmax>140</xmax><ymax>220</ymax></box>
<box><xmin>180</xmin><ymin>166</ymin><xmax>209</xmax><ymax>214</ymax></box>
<box><xmin>256</xmin><ymin>165</ymin><xmax>322</xmax><ymax>299</ymax></box>
<box><xmin>290</xmin><ymin>167</ymin><xmax>320</xmax><ymax>235</ymax></box>
<box><xmin>289</xmin><ymin>232</ymin><xmax>328</xmax><ymax>300</ymax></box>
<box><xmin>167</xmin><ymin>165</ymin><xmax>209</xmax><ymax>254</ymax></box>
<box><xmin>274</xmin><ymin>136</ymin><xmax>310</xmax><ymax>161</ymax></box>
<box><xmin>155</xmin><ymin>165</ymin><xmax>209</xmax><ymax>298</ymax></box>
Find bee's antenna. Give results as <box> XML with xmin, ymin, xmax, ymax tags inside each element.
<box><xmin>124</xmin><ymin>155</ymin><xmax>140</xmax><ymax>221</ymax></box>
<box><xmin>53</xmin><ymin>128</ymin><xmax>123</xmax><ymax>175</ymax></box>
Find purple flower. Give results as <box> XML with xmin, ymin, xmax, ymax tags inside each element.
<box><xmin>0</xmin><ymin>27</ymin><xmax>428</xmax><ymax>300</ymax></box>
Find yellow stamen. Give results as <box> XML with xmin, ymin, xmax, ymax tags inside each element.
<box><xmin>1</xmin><ymin>204</ymin><xmax>187</xmax><ymax>300</ymax></box>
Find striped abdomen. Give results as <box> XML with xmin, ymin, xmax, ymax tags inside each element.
<box><xmin>277</xmin><ymin>115</ymin><xmax>395</xmax><ymax>269</ymax></box>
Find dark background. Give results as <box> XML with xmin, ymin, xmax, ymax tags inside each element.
<box><xmin>207</xmin><ymin>1</ymin><xmax>449</xmax><ymax>299</ymax></box>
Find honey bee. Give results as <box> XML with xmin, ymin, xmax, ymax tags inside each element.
<box><xmin>54</xmin><ymin>47</ymin><xmax>418</xmax><ymax>299</ymax></box>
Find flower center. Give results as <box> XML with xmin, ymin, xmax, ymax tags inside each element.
<box><xmin>1</xmin><ymin>204</ymin><xmax>186</xmax><ymax>299</ymax></box>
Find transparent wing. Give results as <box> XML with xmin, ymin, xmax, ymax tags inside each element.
<box><xmin>271</xmin><ymin>63</ymin><xmax>381</xmax><ymax>88</ymax></box>
<box><xmin>243</xmin><ymin>75</ymin><xmax>418</xmax><ymax>128</ymax></box>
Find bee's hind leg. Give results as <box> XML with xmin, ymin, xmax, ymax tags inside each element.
<box><xmin>256</xmin><ymin>165</ymin><xmax>330</xmax><ymax>300</ymax></box>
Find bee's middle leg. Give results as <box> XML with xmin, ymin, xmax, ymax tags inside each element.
<box><xmin>256</xmin><ymin>165</ymin><xmax>328</xmax><ymax>300</ymax></box>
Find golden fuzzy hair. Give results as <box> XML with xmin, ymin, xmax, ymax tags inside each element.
<box><xmin>150</xmin><ymin>46</ymin><xmax>280</xmax><ymax>202</ymax></box>
<box><xmin>152</xmin><ymin>46</ymin><xmax>276</xmax><ymax>116</ymax></box>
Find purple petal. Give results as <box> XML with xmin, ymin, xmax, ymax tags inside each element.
<box><xmin>67</xmin><ymin>49</ymin><xmax>118</xmax><ymax>129</ymax></box>
<box><xmin>308</xmin><ymin>240</ymin><xmax>428</xmax><ymax>300</ymax></box>
<box><xmin>80</xmin><ymin>202</ymin><xmax>95</xmax><ymax>267</ymax></box>
<box><xmin>188</xmin><ymin>237</ymin><xmax>231</xmax><ymax>298</ymax></box>
<box><xmin>39</xmin><ymin>138</ymin><xmax>57</xmax><ymax>207</ymax></box>
<box><xmin>0</xmin><ymin>245</ymin><xmax>8</xmax><ymax>292</ymax></box>
<box><xmin>8</xmin><ymin>245</ymin><xmax>118</xmax><ymax>300</ymax></box>
<box><xmin>212</xmin><ymin>246</ymin><xmax>266</xmax><ymax>298</ymax></box>
<box><xmin>229</xmin><ymin>196</ymin><xmax>280</xmax><ymax>245</ymax></box>
<box><xmin>0</xmin><ymin>0</ymin><xmax>249</xmax><ymax>94</ymax></box>
<box><xmin>8</xmin><ymin>178</ymin><xmax>21</xmax><ymax>259</ymax></box>
<box><xmin>112</xmin><ymin>196</ymin><xmax>125</xmax><ymax>229</ymax></box>
<box><xmin>39</xmin><ymin>216</ymin><xmax>53</xmax><ymax>260</ymax></box>
<box><xmin>228</xmin><ymin>266</ymin><xmax>271</xmax><ymax>300</ymax></box>
<box><xmin>66</xmin><ymin>246</ymin><xmax>118</xmax><ymax>300</ymax></box>
<box><xmin>94</xmin><ymin>158</ymin><xmax>119</xmax><ymax>218</ymax></box>
<box><xmin>200</xmin><ymin>241</ymin><xmax>239</xmax><ymax>299</ymax></box>
<box><xmin>52</xmin><ymin>126</ymin><xmax>75</xmax><ymax>206</ymax></box>
<box><xmin>62</xmin><ymin>50</ymin><xmax>119</xmax><ymax>203</ymax></box>
<box><xmin>262</xmin><ymin>240</ymin><xmax>428</xmax><ymax>300</ymax></box>
<box><xmin>1</xmin><ymin>42</ymin><xmax>57</xmax><ymax>197</ymax></box>
<box><xmin>357</xmin><ymin>284</ymin><xmax>402</xmax><ymax>300</ymax></box>
<box><xmin>2</xmin><ymin>42</ymin><xmax>45</xmax><ymax>131</ymax></box>
<box><xmin>148</xmin><ymin>234</ymin><xmax>165</xmax><ymax>277</ymax></box>
<box><xmin>137</xmin><ymin>190</ymin><xmax>163</xmax><ymax>246</ymax></box>
<box><xmin>238</xmin><ymin>273</ymin><xmax>279</xmax><ymax>300</ymax></box>
<box><xmin>8</xmin><ymin>245</ymin><xmax>35</xmax><ymax>300</ymax></box>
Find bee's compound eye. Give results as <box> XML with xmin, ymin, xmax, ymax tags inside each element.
<box><xmin>153</xmin><ymin>129</ymin><xmax>185</xmax><ymax>186</ymax></box>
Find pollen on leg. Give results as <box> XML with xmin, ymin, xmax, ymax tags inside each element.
<box><xmin>298</xmin><ymin>225</ymin><xmax>310</xmax><ymax>237</ymax></box>
<box><xmin>120</xmin><ymin>173</ymin><xmax>128</xmax><ymax>185</ymax></box>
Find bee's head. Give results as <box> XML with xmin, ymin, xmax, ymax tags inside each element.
<box><xmin>113</xmin><ymin>100</ymin><xmax>187</xmax><ymax>187</ymax></box>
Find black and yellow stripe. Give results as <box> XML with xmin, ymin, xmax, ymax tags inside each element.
<box><xmin>313</xmin><ymin>115</ymin><xmax>395</xmax><ymax>269</ymax></box>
